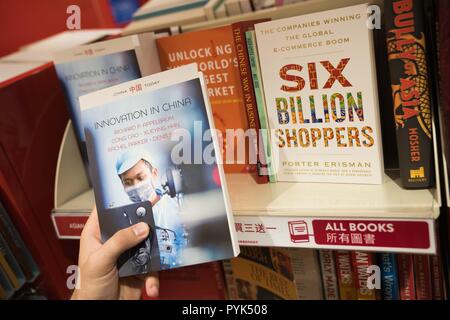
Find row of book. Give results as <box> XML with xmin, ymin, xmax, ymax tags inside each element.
<box><xmin>0</xmin><ymin>201</ymin><xmax>40</xmax><ymax>300</ymax></box>
<box><xmin>2</xmin><ymin>1</ymin><xmax>442</xmax><ymax>189</ymax></box>
<box><xmin>143</xmin><ymin>247</ymin><xmax>446</xmax><ymax>300</ymax></box>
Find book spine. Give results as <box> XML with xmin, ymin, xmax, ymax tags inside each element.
<box><xmin>222</xmin><ymin>260</ymin><xmax>239</xmax><ymax>299</ymax></box>
<box><xmin>430</xmin><ymin>254</ymin><xmax>445</xmax><ymax>300</ymax></box>
<box><xmin>397</xmin><ymin>254</ymin><xmax>416</xmax><ymax>300</ymax></box>
<box><xmin>212</xmin><ymin>261</ymin><xmax>227</xmax><ymax>300</ymax></box>
<box><xmin>379</xmin><ymin>253</ymin><xmax>400</xmax><ymax>300</ymax></box>
<box><xmin>0</xmin><ymin>202</ymin><xmax>39</xmax><ymax>282</ymax></box>
<box><xmin>245</xmin><ymin>30</ymin><xmax>277</xmax><ymax>182</ymax></box>
<box><xmin>232</xmin><ymin>22</ymin><xmax>268</xmax><ymax>184</ymax></box>
<box><xmin>351</xmin><ymin>251</ymin><xmax>378</xmax><ymax>300</ymax></box>
<box><xmin>334</xmin><ymin>251</ymin><xmax>357</xmax><ymax>300</ymax></box>
<box><xmin>384</xmin><ymin>0</ymin><xmax>434</xmax><ymax>189</ymax></box>
<box><xmin>413</xmin><ymin>254</ymin><xmax>432</xmax><ymax>300</ymax></box>
<box><xmin>318</xmin><ymin>250</ymin><xmax>340</xmax><ymax>300</ymax></box>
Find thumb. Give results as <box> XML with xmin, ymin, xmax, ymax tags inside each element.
<box><xmin>96</xmin><ymin>223</ymin><xmax>150</xmax><ymax>271</ymax></box>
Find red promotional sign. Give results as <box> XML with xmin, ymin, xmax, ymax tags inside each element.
<box><xmin>53</xmin><ymin>215</ymin><xmax>88</xmax><ymax>238</ymax></box>
<box><xmin>312</xmin><ymin>220</ymin><xmax>430</xmax><ymax>249</ymax></box>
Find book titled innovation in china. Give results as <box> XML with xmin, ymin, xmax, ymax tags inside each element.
<box><xmin>255</xmin><ymin>4</ymin><xmax>384</xmax><ymax>184</ymax></box>
<box><xmin>53</xmin><ymin>33</ymin><xmax>161</xmax><ymax>158</ymax></box>
<box><xmin>80</xmin><ymin>64</ymin><xmax>239</xmax><ymax>277</ymax></box>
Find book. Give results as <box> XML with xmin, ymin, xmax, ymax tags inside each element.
<box><xmin>0</xmin><ymin>201</ymin><xmax>39</xmax><ymax>283</ymax></box>
<box><xmin>430</xmin><ymin>254</ymin><xmax>445</xmax><ymax>300</ymax></box>
<box><xmin>232</xmin><ymin>20</ymin><xmax>270</xmax><ymax>183</ymax></box>
<box><xmin>223</xmin><ymin>246</ymin><xmax>299</xmax><ymax>299</ymax></box>
<box><xmin>334</xmin><ymin>250</ymin><xmax>357</xmax><ymax>300</ymax></box>
<box><xmin>288</xmin><ymin>248</ymin><xmax>323</xmax><ymax>300</ymax></box>
<box><xmin>413</xmin><ymin>254</ymin><xmax>432</xmax><ymax>300</ymax></box>
<box><xmin>0</xmin><ymin>233</ymin><xmax>25</xmax><ymax>290</ymax></box>
<box><xmin>351</xmin><ymin>251</ymin><xmax>378</xmax><ymax>300</ymax></box>
<box><xmin>143</xmin><ymin>262</ymin><xmax>227</xmax><ymax>300</ymax></box>
<box><xmin>205</xmin><ymin>0</ymin><xmax>228</xmax><ymax>20</ymax></box>
<box><xmin>53</xmin><ymin>33</ymin><xmax>161</xmax><ymax>157</ymax></box>
<box><xmin>246</xmin><ymin>30</ymin><xmax>277</xmax><ymax>182</ymax></box>
<box><xmin>156</xmin><ymin>25</ymin><xmax>253</xmax><ymax>174</ymax></box>
<box><xmin>254</xmin><ymin>4</ymin><xmax>384</xmax><ymax>184</ymax></box>
<box><xmin>0</xmin><ymin>266</ymin><xmax>14</xmax><ymax>300</ymax></box>
<box><xmin>384</xmin><ymin>0</ymin><xmax>435</xmax><ymax>189</ymax></box>
<box><xmin>133</xmin><ymin>0</ymin><xmax>209</xmax><ymax>20</ymax></box>
<box><xmin>397</xmin><ymin>254</ymin><xmax>416</xmax><ymax>300</ymax></box>
<box><xmin>379</xmin><ymin>252</ymin><xmax>400</xmax><ymax>300</ymax></box>
<box><xmin>318</xmin><ymin>250</ymin><xmax>339</xmax><ymax>300</ymax></box>
<box><xmin>225</xmin><ymin>0</ymin><xmax>242</xmax><ymax>16</ymax></box>
<box><xmin>80</xmin><ymin>64</ymin><xmax>239</xmax><ymax>277</ymax></box>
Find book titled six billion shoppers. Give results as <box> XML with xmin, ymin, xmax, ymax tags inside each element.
<box><xmin>80</xmin><ymin>64</ymin><xmax>239</xmax><ymax>277</ymax></box>
<box><xmin>255</xmin><ymin>4</ymin><xmax>384</xmax><ymax>184</ymax></box>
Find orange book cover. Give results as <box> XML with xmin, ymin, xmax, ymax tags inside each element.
<box><xmin>156</xmin><ymin>26</ymin><xmax>251</xmax><ymax>173</ymax></box>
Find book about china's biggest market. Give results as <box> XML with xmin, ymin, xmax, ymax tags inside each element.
<box><xmin>255</xmin><ymin>4</ymin><xmax>384</xmax><ymax>184</ymax></box>
<box><xmin>80</xmin><ymin>64</ymin><xmax>239</xmax><ymax>277</ymax></box>
<box><xmin>53</xmin><ymin>33</ymin><xmax>160</xmax><ymax>160</ymax></box>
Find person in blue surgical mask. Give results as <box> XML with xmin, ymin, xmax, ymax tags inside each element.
<box><xmin>115</xmin><ymin>149</ymin><xmax>186</xmax><ymax>269</ymax></box>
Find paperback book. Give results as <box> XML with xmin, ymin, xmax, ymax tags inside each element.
<box><xmin>80</xmin><ymin>64</ymin><xmax>239</xmax><ymax>277</ymax></box>
<box><xmin>254</xmin><ymin>4</ymin><xmax>384</xmax><ymax>183</ymax></box>
<box><xmin>156</xmin><ymin>25</ymin><xmax>252</xmax><ymax>174</ymax></box>
<box><xmin>53</xmin><ymin>33</ymin><xmax>161</xmax><ymax>158</ymax></box>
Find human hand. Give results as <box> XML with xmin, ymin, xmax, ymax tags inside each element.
<box><xmin>71</xmin><ymin>207</ymin><xmax>159</xmax><ymax>300</ymax></box>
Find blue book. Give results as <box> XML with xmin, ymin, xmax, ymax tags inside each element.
<box><xmin>379</xmin><ymin>253</ymin><xmax>400</xmax><ymax>300</ymax></box>
<box><xmin>80</xmin><ymin>64</ymin><xmax>239</xmax><ymax>277</ymax></box>
<box><xmin>53</xmin><ymin>33</ymin><xmax>161</xmax><ymax>159</ymax></box>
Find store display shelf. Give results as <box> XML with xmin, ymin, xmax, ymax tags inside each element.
<box><xmin>51</xmin><ymin>124</ymin><xmax>440</xmax><ymax>252</ymax></box>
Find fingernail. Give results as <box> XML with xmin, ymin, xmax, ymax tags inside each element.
<box><xmin>133</xmin><ymin>223</ymin><xmax>148</xmax><ymax>237</ymax></box>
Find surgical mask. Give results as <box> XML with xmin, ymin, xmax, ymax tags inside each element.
<box><xmin>125</xmin><ymin>179</ymin><xmax>155</xmax><ymax>203</ymax></box>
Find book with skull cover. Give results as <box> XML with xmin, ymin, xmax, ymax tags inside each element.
<box><xmin>80</xmin><ymin>64</ymin><xmax>239</xmax><ymax>277</ymax></box>
<box><xmin>384</xmin><ymin>0</ymin><xmax>435</xmax><ymax>188</ymax></box>
<box><xmin>254</xmin><ymin>4</ymin><xmax>384</xmax><ymax>184</ymax></box>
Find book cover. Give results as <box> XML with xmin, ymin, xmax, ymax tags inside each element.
<box><xmin>54</xmin><ymin>33</ymin><xmax>161</xmax><ymax>157</ymax></box>
<box><xmin>254</xmin><ymin>4</ymin><xmax>384</xmax><ymax>183</ymax></box>
<box><xmin>232</xmin><ymin>20</ymin><xmax>270</xmax><ymax>183</ymax></box>
<box><xmin>0</xmin><ymin>200</ymin><xmax>39</xmax><ymax>283</ymax></box>
<box><xmin>413</xmin><ymin>254</ymin><xmax>432</xmax><ymax>300</ymax></box>
<box><xmin>351</xmin><ymin>251</ymin><xmax>378</xmax><ymax>300</ymax></box>
<box><xmin>80</xmin><ymin>64</ymin><xmax>239</xmax><ymax>277</ymax></box>
<box><xmin>318</xmin><ymin>250</ymin><xmax>340</xmax><ymax>300</ymax></box>
<box><xmin>246</xmin><ymin>30</ymin><xmax>277</xmax><ymax>182</ymax></box>
<box><xmin>143</xmin><ymin>262</ymin><xmax>227</xmax><ymax>300</ymax></box>
<box><xmin>156</xmin><ymin>25</ymin><xmax>251</xmax><ymax>174</ymax></box>
<box><xmin>334</xmin><ymin>250</ymin><xmax>357</xmax><ymax>300</ymax></box>
<box><xmin>224</xmin><ymin>246</ymin><xmax>299</xmax><ymax>300</ymax></box>
<box><xmin>397</xmin><ymin>254</ymin><xmax>416</xmax><ymax>300</ymax></box>
<box><xmin>288</xmin><ymin>248</ymin><xmax>323</xmax><ymax>300</ymax></box>
<box><xmin>379</xmin><ymin>252</ymin><xmax>400</xmax><ymax>300</ymax></box>
<box><xmin>384</xmin><ymin>0</ymin><xmax>434</xmax><ymax>188</ymax></box>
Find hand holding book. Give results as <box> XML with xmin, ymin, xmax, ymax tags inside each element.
<box><xmin>71</xmin><ymin>207</ymin><xmax>159</xmax><ymax>300</ymax></box>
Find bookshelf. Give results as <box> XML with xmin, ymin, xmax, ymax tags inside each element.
<box><xmin>52</xmin><ymin>122</ymin><xmax>440</xmax><ymax>253</ymax></box>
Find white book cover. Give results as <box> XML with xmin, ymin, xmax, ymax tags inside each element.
<box><xmin>79</xmin><ymin>64</ymin><xmax>239</xmax><ymax>277</ymax></box>
<box><xmin>53</xmin><ymin>33</ymin><xmax>160</xmax><ymax>146</ymax></box>
<box><xmin>255</xmin><ymin>4</ymin><xmax>384</xmax><ymax>184</ymax></box>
